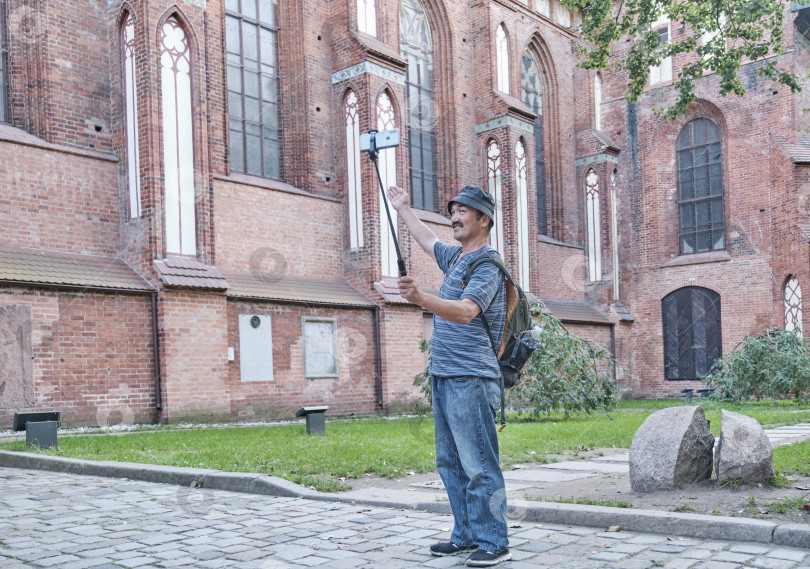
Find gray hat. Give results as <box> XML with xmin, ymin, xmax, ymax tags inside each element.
<box><xmin>447</xmin><ymin>185</ymin><xmax>495</xmax><ymax>221</ymax></box>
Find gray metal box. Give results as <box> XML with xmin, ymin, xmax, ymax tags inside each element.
<box><xmin>26</xmin><ymin>420</ymin><xmax>58</xmax><ymax>449</ymax></box>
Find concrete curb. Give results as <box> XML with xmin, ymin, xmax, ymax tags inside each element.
<box><xmin>1</xmin><ymin>450</ymin><xmax>807</xmax><ymax>550</ymax></box>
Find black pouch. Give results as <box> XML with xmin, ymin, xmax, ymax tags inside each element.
<box><xmin>499</xmin><ymin>332</ymin><xmax>540</xmax><ymax>388</ymax></box>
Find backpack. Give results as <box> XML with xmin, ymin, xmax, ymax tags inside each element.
<box><xmin>454</xmin><ymin>249</ymin><xmax>539</xmax><ymax>429</ymax></box>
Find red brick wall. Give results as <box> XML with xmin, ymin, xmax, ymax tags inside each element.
<box><xmin>0</xmin><ymin>140</ymin><xmax>119</xmax><ymax>256</ymax></box>
<box><xmin>158</xmin><ymin>290</ymin><xmax>231</xmax><ymax>422</ymax></box>
<box><xmin>227</xmin><ymin>300</ymin><xmax>378</xmax><ymax>418</ymax></box>
<box><xmin>0</xmin><ymin>287</ymin><xmax>157</xmax><ymax>428</ymax></box>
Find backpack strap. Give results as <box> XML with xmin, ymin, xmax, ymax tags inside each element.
<box><xmin>461</xmin><ymin>251</ymin><xmax>514</xmax><ymax>431</ymax></box>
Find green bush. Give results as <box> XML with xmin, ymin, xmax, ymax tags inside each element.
<box><xmin>413</xmin><ymin>301</ymin><xmax>618</xmax><ymax>416</ymax></box>
<box><xmin>702</xmin><ymin>329</ymin><xmax>810</xmax><ymax>403</ymax></box>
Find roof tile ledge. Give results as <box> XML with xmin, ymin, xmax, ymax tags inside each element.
<box><xmin>153</xmin><ymin>257</ymin><xmax>229</xmax><ymax>290</ymax></box>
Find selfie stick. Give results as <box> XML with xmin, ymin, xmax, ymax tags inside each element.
<box><xmin>366</xmin><ymin>130</ymin><xmax>407</xmax><ymax>278</ymax></box>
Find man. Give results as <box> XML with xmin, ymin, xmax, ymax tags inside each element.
<box><xmin>387</xmin><ymin>184</ymin><xmax>510</xmax><ymax>567</ymax></box>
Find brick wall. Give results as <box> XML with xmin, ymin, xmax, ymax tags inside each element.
<box><xmin>0</xmin><ymin>287</ymin><xmax>157</xmax><ymax>428</ymax></box>
<box><xmin>227</xmin><ymin>300</ymin><xmax>378</xmax><ymax>418</ymax></box>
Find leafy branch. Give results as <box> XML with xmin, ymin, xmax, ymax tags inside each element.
<box><xmin>564</xmin><ymin>0</ymin><xmax>801</xmax><ymax>118</ymax></box>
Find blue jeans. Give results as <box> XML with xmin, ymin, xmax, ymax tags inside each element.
<box><xmin>432</xmin><ymin>375</ymin><xmax>508</xmax><ymax>552</ymax></box>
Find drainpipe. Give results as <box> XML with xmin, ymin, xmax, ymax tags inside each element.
<box><xmin>372</xmin><ymin>305</ymin><xmax>384</xmax><ymax>414</ymax></box>
<box><xmin>151</xmin><ymin>291</ymin><xmax>162</xmax><ymax>410</ymax></box>
<box><xmin>609</xmin><ymin>322</ymin><xmax>617</xmax><ymax>383</ymax></box>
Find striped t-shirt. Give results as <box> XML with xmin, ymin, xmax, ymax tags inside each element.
<box><xmin>429</xmin><ymin>242</ymin><xmax>507</xmax><ymax>380</ymax></box>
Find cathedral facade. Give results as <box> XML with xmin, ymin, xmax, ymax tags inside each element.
<box><xmin>0</xmin><ymin>0</ymin><xmax>806</xmax><ymax>427</ymax></box>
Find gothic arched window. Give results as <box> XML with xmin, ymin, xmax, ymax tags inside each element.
<box><xmin>344</xmin><ymin>91</ymin><xmax>363</xmax><ymax>249</ymax></box>
<box><xmin>662</xmin><ymin>287</ymin><xmax>722</xmax><ymax>381</ymax></box>
<box><xmin>521</xmin><ymin>53</ymin><xmax>546</xmax><ymax>235</ymax></box>
<box><xmin>785</xmin><ymin>276</ymin><xmax>803</xmax><ymax>333</ymax></box>
<box><xmin>486</xmin><ymin>140</ymin><xmax>504</xmax><ymax>257</ymax></box>
<box><xmin>377</xmin><ymin>91</ymin><xmax>399</xmax><ymax>277</ymax></box>
<box><xmin>226</xmin><ymin>0</ymin><xmax>280</xmax><ymax>179</ymax></box>
<box><xmin>400</xmin><ymin>0</ymin><xmax>437</xmax><ymax>212</ymax></box>
<box><xmin>585</xmin><ymin>169</ymin><xmax>601</xmax><ymax>282</ymax></box>
<box><xmin>358</xmin><ymin>0</ymin><xmax>377</xmax><ymax>36</ymax></box>
<box><xmin>677</xmin><ymin>118</ymin><xmax>724</xmax><ymax>255</ymax></box>
<box><xmin>496</xmin><ymin>24</ymin><xmax>509</xmax><ymax>94</ymax></box>
<box><xmin>515</xmin><ymin>139</ymin><xmax>530</xmax><ymax>290</ymax></box>
<box><xmin>161</xmin><ymin>17</ymin><xmax>197</xmax><ymax>256</ymax></box>
<box><xmin>122</xmin><ymin>13</ymin><xmax>141</xmax><ymax>218</ymax></box>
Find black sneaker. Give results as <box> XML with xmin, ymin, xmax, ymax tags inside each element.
<box><xmin>465</xmin><ymin>548</ymin><xmax>512</xmax><ymax>567</ymax></box>
<box><xmin>429</xmin><ymin>541</ymin><xmax>478</xmax><ymax>557</ymax></box>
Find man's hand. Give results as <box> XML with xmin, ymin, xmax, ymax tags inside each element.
<box><xmin>387</xmin><ymin>185</ymin><xmax>410</xmax><ymax>213</ymax></box>
<box><xmin>398</xmin><ymin>276</ymin><xmax>423</xmax><ymax>306</ymax></box>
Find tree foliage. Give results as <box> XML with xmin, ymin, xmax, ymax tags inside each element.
<box><xmin>564</xmin><ymin>0</ymin><xmax>801</xmax><ymax>118</ymax></box>
<box><xmin>413</xmin><ymin>301</ymin><xmax>617</xmax><ymax>416</ymax></box>
<box><xmin>702</xmin><ymin>329</ymin><xmax>810</xmax><ymax>402</ymax></box>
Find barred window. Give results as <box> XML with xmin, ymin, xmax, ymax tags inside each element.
<box><xmin>377</xmin><ymin>91</ymin><xmax>399</xmax><ymax>277</ymax></box>
<box><xmin>161</xmin><ymin>17</ymin><xmax>197</xmax><ymax>255</ymax></box>
<box><xmin>515</xmin><ymin>139</ymin><xmax>530</xmax><ymax>291</ymax></box>
<box><xmin>521</xmin><ymin>53</ymin><xmax>547</xmax><ymax>235</ymax></box>
<box><xmin>649</xmin><ymin>16</ymin><xmax>672</xmax><ymax>84</ymax></box>
<box><xmin>785</xmin><ymin>277</ymin><xmax>803</xmax><ymax>334</ymax></box>
<box><xmin>556</xmin><ymin>3</ymin><xmax>571</xmax><ymax>27</ymax></box>
<box><xmin>496</xmin><ymin>24</ymin><xmax>509</xmax><ymax>94</ymax></box>
<box><xmin>357</xmin><ymin>0</ymin><xmax>376</xmax><ymax>36</ymax></box>
<box><xmin>400</xmin><ymin>0</ymin><xmax>438</xmax><ymax>212</ymax></box>
<box><xmin>0</xmin><ymin>0</ymin><xmax>7</xmax><ymax>123</ymax></box>
<box><xmin>677</xmin><ymin>118</ymin><xmax>724</xmax><ymax>255</ymax></box>
<box><xmin>344</xmin><ymin>91</ymin><xmax>363</xmax><ymax>249</ymax></box>
<box><xmin>585</xmin><ymin>169</ymin><xmax>601</xmax><ymax>282</ymax></box>
<box><xmin>122</xmin><ymin>14</ymin><xmax>141</xmax><ymax>218</ymax></box>
<box><xmin>486</xmin><ymin>140</ymin><xmax>504</xmax><ymax>257</ymax></box>
<box><xmin>226</xmin><ymin>0</ymin><xmax>280</xmax><ymax>179</ymax></box>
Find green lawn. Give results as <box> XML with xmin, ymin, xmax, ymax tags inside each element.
<box><xmin>1</xmin><ymin>400</ymin><xmax>808</xmax><ymax>491</ymax></box>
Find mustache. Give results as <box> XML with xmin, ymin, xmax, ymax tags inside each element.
<box><xmin>452</xmin><ymin>222</ymin><xmax>463</xmax><ymax>229</ymax></box>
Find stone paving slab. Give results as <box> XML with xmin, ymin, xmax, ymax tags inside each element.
<box><xmin>536</xmin><ymin>461</ymin><xmax>630</xmax><ymax>473</ymax></box>
<box><xmin>0</xmin><ymin>467</ymin><xmax>808</xmax><ymax>569</ymax></box>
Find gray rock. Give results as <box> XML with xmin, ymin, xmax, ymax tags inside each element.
<box><xmin>629</xmin><ymin>406</ymin><xmax>715</xmax><ymax>492</ymax></box>
<box><xmin>715</xmin><ymin>409</ymin><xmax>774</xmax><ymax>486</ymax></box>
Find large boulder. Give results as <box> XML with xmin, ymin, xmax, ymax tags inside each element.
<box><xmin>715</xmin><ymin>410</ymin><xmax>774</xmax><ymax>486</ymax></box>
<box><xmin>630</xmin><ymin>406</ymin><xmax>715</xmax><ymax>492</ymax></box>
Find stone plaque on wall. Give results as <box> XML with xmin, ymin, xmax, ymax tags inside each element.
<box><xmin>0</xmin><ymin>305</ymin><xmax>35</xmax><ymax>409</ymax></box>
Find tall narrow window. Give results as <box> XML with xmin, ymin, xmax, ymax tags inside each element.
<box><xmin>522</xmin><ymin>53</ymin><xmax>547</xmax><ymax>235</ymax></box>
<box><xmin>400</xmin><ymin>0</ymin><xmax>437</xmax><ymax>212</ymax></box>
<box><xmin>515</xmin><ymin>139</ymin><xmax>530</xmax><ymax>290</ymax></box>
<box><xmin>593</xmin><ymin>73</ymin><xmax>602</xmax><ymax>131</ymax></box>
<box><xmin>122</xmin><ymin>14</ymin><xmax>141</xmax><ymax>218</ymax></box>
<box><xmin>161</xmin><ymin>17</ymin><xmax>197</xmax><ymax>256</ymax></box>
<box><xmin>358</xmin><ymin>0</ymin><xmax>377</xmax><ymax>36</ymax></box>
<box><xmin>649</xmin><ymin>15</ymin><xmax>672</xmax><ymax>84</ymax></box>
<box><xmin>535</xmin><ymin>0</ymin><xmax>550</xmax><ymax>17</ymax></box>
<box><xmin>496</xmin><ymin>24</ymin><xmax>509</xmax><ymax>94</ymax></box>
<box><xmin>785</xmin><ymin>277</ymin><xmax>803</xmax><ymax>333</ymax></box>
<box><xmin>378</xmin><ymin>92</ymin><xmax>399</xmax><ymax>277</ymax></box>
<box><xmin>345</xmin><ymin>91</ymin><xmax>363</xmax><ymax>249</ymax></box>
<box><xmin>610</xmin><ymin>169</ymin><xmax>620</xmax><ymax>299</ymax></box>
<box><xmin>226</xmin><ymin>0</ymin><xmax>280</xmax><ymax>179</ymax></box>
<box><xmin>487</xmin><ymin>140</ymin><xmax>504</xmax><ymax>257</ymax></box>
<box><xmin>0</xmin><ymin>0</ymin><xmax>8</xmax><ymax>123</ymax></box>
<box><xmin>677</xmin><ymin>118</ymin><xmax>724</xmax><ymax>255</ymax></box>
<box><xmin>662</xmin><ymin>287</ymin><xmax>722</xmax><ymax>381</ymax></box>
<box><xmin>585</xmin><ymin>169</ymin><xmax>601</xmax><ymax>282</ymax></box>
<box><xmin>556</xmin><ymin>3</ymin><xmax>571</xmax><ymax>27</ymax></box>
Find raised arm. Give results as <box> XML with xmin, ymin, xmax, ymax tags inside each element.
<box><xmin>387</xmin><ymin>185</ymin><xmax>438</xmax><ymax>262</ymax></box>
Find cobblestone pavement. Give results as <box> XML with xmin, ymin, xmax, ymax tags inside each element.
<box><xmin>0</xmin><ymin>468</ymin><xmax>807</xmax><ymax>569</ymax></box>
